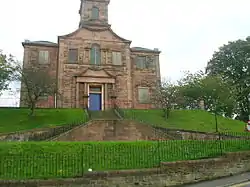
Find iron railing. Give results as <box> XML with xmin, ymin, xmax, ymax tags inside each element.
<box><xmin>1</xmin><ymin>138</ymin><xmax>250</xmax><ymax>180</ymax></box>
<box><xmin>113</xmin><ymin>104</ymin><xmax>124</xmax><ymax>119</ymax></box>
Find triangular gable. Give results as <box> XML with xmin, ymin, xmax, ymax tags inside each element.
<box><xmin>58</xmin><ymin>25</ymin><xmax>131</xmax><ymax>44</ymax></box>
<box><xmin>76</xmin><ymin>67</ymin><xmax>115</xmax><ymax>78</ymax></box>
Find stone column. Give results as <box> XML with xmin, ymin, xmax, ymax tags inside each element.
<box><xmin>105</xmin><ymin>51</ymin><xmax>108</xmax><ymax>64</ymax></box>
<box><xmin>76</xmin><ymin>82</ymin><xmax>80</xmax><ymax>108</ymax></box>
<box><xmin>155</xmin><ymin>55</ymin><xmax>161</xmax><ymax>83</ymax></box>
<box><xmin>84</xmin><ymin>83</ymin><xmax>88</xmax><ymax>107</ymax></box>
<box><xmin>125</xmin><ymin>47</ymin><xmax>132</xmax><ymax>108</ymax></box>
<box><xmin>105</xmin><ymin>83</ymin><xmax>108</xmax><ymax>109</ymax></box>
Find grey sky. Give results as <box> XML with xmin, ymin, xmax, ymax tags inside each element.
<box><xmin>1</xmin><ymin>0</ymin><xmax>250</xmax><ymax>106</ymax></box>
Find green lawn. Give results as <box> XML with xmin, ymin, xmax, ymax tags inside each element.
<box><xmin>0</xmin><ymin>108</ymin><xmax>87</xmax><ymax>133</ymax></box>
<box><xmin>123</xmin><ymin>109</ymin><xmax>246</xmax><ymax>132</ymax></box>
<box><xmin>1</xmin><ymin>140</ymin><xmax>250</xmax><ymax>180</ymax></box>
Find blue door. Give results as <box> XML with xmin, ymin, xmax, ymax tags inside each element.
<box><xmin>89</xmin><ymin>93</ymin><xmax>102</xmax><ymax>111</ymax></box>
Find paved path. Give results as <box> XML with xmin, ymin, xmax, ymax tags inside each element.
<box><xmin>183</xmin><ymin>172</ymin><xmax>250</xmax><ymax>187</ymax></box>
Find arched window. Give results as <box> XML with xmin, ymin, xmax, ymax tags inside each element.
<box><xmin>90</xmin><ymin>44</ymin><xmax>101</xmax><ymax>65</ymax></box>
<box><xmin>91</xmin><ymin>7</ymin><xmax>99</xmax><ymax>19</ymax></box>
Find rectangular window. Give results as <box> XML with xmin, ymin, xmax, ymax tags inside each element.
<box><xmin>136</xmin><ymin>56</ymin><xmax>146</xmax><ymax>69</ymax></box>
<box><xmin>92</xmin><ymin>7</ymin><xmax>99</xmax><ymax>20</ymax></box>
<box><xmin>112</xmin><ymin>52</ymin><xmax>122</xmax><ymax>65</ymax></box>
<box><xmin>90</xmin><ymin>45</ymin><xmax>101</xmax><ymax>65</ymax></box>
<box><xmin>68</xmin><ymin>49</ymin><xmax>78</xmax><ymax>63</ymax></box>
<box><xmin>39</xmin><ymin>93</ymin><xmax>48</xmax><ymax>100</ymax></box>
<box><xmin>138</xmin><ymin>87</ymin><xmax>150</xmax><ymax>103</ymax></box>
<box><xmin>136</xmin><ymin>56</ymin><xmax>155</xmax><ymax>69</ymax></box>
<box><xmin>38</xmin><ymin>51</ymin><xmax>49</xmax><ymax>64</ymax></box>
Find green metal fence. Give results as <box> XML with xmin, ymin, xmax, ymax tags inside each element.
<box><xmin>1</xmin><ymin>139</ymin><xmax>250</xmax><ymax>180</ymax></box>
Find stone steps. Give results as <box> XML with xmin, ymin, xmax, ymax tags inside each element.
<box><xmin>89</xmin><ymin>110</ymin><xmax>119</xmax><ymax>120</ymax></box>
<box><xmin>52</xmin><ymin>119</ymin><xmax>169</xmax><ymax>141</ymax></box>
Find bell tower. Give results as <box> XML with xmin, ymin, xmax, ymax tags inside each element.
<box><xmin>79</xmin><ymin>0</ymin><xmax>110</xmax><ymax>28</ymax></box>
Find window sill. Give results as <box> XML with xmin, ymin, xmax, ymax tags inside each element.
<box><xmin>139</xmin><ymin>102</ymin><xmax>151</xmax><ymax>104</ymax></box>
<box><xmin>38</xmin><ymin>62</ymin><xmax>50</xmax><ymax>65</ymax></box>
<box><xmin>66</xmin><ymin>62</ymin><xmax>78</xmax><ymax>64</ymax></box>
<box><xmin>135</xmin><ymin>68</ymin><xmax>154</xmax><ymax>70</ymax></box>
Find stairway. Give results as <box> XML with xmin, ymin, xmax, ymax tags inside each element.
<box><xmin>89</xmin><ymin>109</ymin><xmax>120</xmax><ymax>120</ymax></box>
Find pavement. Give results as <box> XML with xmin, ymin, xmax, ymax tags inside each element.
<box><xmin>182</xmin><ymin>172</ymin><xmax>250</xmax><ymax>187</ymax></box>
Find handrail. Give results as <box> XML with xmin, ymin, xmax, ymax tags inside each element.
<box><xmin>85</xmin><ymin>105</ymin><xmax>91</xmax><ymax>120</ymax></box>
<box><xmin>113</xmin><ymin>103</ymin><xmax>124</xmax><ymax>119</ymax></box>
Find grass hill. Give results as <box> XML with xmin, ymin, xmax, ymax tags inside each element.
<box><xmin>0</xmin><ymin>108</ymin><xmax>246</xmax><ymax>134</ymax></box>
<box><xmin>0</xmin><ymin>108</ymin><xmax>86</xmax><ymax>133</ymax></box>
<box><xmin>124</xmin><ymin>109</ymin><xmax>246</xmax><ymax>132</ymax></box>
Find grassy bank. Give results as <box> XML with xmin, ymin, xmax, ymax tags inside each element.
<box><xmin>0</xmin><ymin>108</ymin><xmax>87</xmax><ymax>133</ymax></box>
<box><xmin>1</xmin><ymin>140</ymin><xmax>250</xmax><ymax>180</ymax></box>
<box><xmin>124</xmin><ymin>109</ymin><xmax>246</xmax><ymax>132</ymax></box>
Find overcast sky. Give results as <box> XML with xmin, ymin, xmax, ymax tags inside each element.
<box><xmin>1</xmin><ymin>0</ymin><xmax>250</xmax><ymax>106</ymax></box>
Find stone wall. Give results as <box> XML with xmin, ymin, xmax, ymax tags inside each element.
<box><xmin>57</xmin><ymin>28</ymin><xmax>132</xmax><ymax>109</ymax></box>
<box><xmin>131</xmin><ymin>51</ymin><xmax>160</xmax><ymax>109</ymax></box>
<box><xmin>20</xmin><ymin>44</ymin><xmax>58</xmax><ymax>108</ymax></box>
<box><xmin>2</xmin><ymin>151</ymin><xmax>250</xmax><ymax>187</ymax></box>
<box><xmin>154</xmin><ymin>126</ymin><xmax>246</xmax><ymax>140</ymax></box>
<box><xmin>0</xmin><ymin>123</ymin><xmax>82</xmax><ymax>142</ymax></box>
<box><xmin>0</xmin><ymin>129</ymin><xmax>47</xmax><ymax>141</ymax></box>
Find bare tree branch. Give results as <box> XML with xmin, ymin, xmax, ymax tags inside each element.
<box><xmin>13</xmin><ymin>61</ymin><xmax>58</xmax><ymax>116</ymax></box>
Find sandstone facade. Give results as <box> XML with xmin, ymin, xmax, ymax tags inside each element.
<box><xmin>20</xmin><ymin>0</ymin><xmax>161</xmax><ymax>110</ymax></box>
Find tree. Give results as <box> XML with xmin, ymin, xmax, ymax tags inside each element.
<box><xmin>206</xmin><ymin>38</ymin><xmax>250</xmax><ymax>121</ymax></box>
<box><xmin>178</xmin><ymin>71</ymin><xmax>236</xmax><ymax>117</ymax></box>
<box><xmin>152</xmin><ymin>79</ymin><xmax>180</xmax><ymax>119</ymax></box>
<box><xmin>177</xmin><ymin>71</ymin><xmax>205</xmax><ymax>109</ymax></box>
<box><xmin>0</xmin><ymin>50</ymin><xmax>15</xmax><ymax>95</ymax></box>
<box><xmin>14</xmin><ymin>62</ymin><xmax>58</xmax><ymax>116</ymax></box>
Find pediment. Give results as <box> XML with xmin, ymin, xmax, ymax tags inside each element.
<box><xmin>77</xmin><ymin>67</ymin><xmax>114</xmax><ymax>78</ymax></box>
<box><xmin>59</xmin><ymin>26</ymin><xmax>131</xmax><ymax>44</ymax></box>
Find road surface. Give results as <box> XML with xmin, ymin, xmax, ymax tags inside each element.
<box><xmin>230</xmin><ymin>181</ymin><xmax>250</xmax><ymax>187</ymax></box>
<box><xmin>183</xmin><ymin>172</ymin><xmax>250</xmax><ymax>187</ymax></box>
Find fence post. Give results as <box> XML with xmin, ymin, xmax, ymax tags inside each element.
<box><xmin>81</xmin><ymin>145</ymin><xmax>84</xmax><ymax>176</ymax></box>
<box><xmin>157</xmin><ymin>127</ymin><xmax>161</xmax><ymax>168</ymax></box>
<box><xmin>218</xmin><ymin>131</ymin><xmax>223</xmax><ymax>156</ymax></box>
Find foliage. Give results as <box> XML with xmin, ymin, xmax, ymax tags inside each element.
<box><xmin>178</xmin><ymin>71</ymin><xmax>236</xmax><ymax>117</ymax></box>
<box><xmin>152</xmin><ymin>79</ymin><xmax>181</xmax><ymax>119</ymax></box>
<box><xmin>0</xmin><ymin>108</ymin><xmax>86</xmax><ymax>133</ymax></box>
<box><xmin>0</xmin><ymin>50</ymin><xmax>15</xmax><ymax>95</ymax></box>
<box><xmin>177</xmin><ymin>71</ymin><xmax>205</xmax><ymax>109</ymax></box>
<box><xmin>206</xmin><ymin>38</ymin><xmax>250</xmax><ymax>121</ymax></box>
<box><xmin>123</xmin><ymin>109</ymin><xmax>245</xmax><ymax>132</ymax></box>
<box><xmin>1</xmin><ymin>140</ymin><xmax>250</xmax><ymax>179</ymax></box>
<box><xmin>13</xmin><ymin>62</ymin><xmax>58</xmax><ymax>116</ymax></box>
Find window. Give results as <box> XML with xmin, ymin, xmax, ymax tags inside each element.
<box><xmin>38</xmin><ymin>51</ymin><xmax>49</xmax><ymax>64</ymax></box>
<box><xmin>138</xmin><ymin>87</ymin><xmax>150</xmax><ymax>103</ymax></box>
<box><xmin>136</xmin><ymin>56</ymin><xmax>146</xmax><ymax>69</ymax></box>
<box><xmin>91</xmin><ymin>7</ymin><xmax>99</xmax><ymax>19</ymax></box>
<box><xmin>68</xmin><ymin>49</ymin><xmax>78</xmax><ymax>63</ymax></box>
<box><xmin>112</xmin><ymin>52</ymin><xmax>122</xmax><ymax>65</ymax></box>
<box><xmin>40</xmin><ymin>93</ymin><xmax>48</xmax><ymax>100</ymax></box>
<box><xmin>90</xmin><ymin>44</ymin><xmax>101</xmax><ymax>65</ymax></box>
<box><xmin>136</xmin><ymin>56</ymin><xmax>153</xmax><ymax>69</ymax></box>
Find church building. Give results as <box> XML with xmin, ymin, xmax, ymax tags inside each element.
<box><xmin>20</xmin><ymin>0</ymin><xmax>161</xmax><ymax>110</ymax></box>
